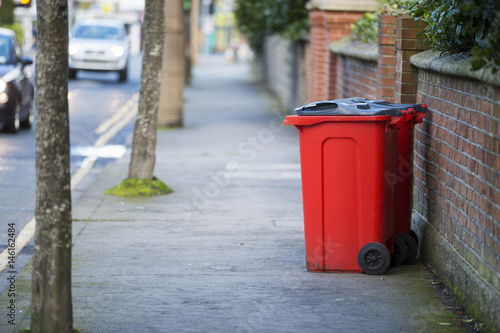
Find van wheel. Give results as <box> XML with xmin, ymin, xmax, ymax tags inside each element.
<box><xmin>69</xmin><ymin>69</ymin><xmax>77</xmax><ymax>80</ymax></box>
<box><xmin>118</xmin><ymin>66</ymin><xmax>128</xmax><ymax>82</ymax></box>
<box><xmin>21</xmin><ymin>103</ymin><xmax>34</xmax><ymax>129</ymax></box>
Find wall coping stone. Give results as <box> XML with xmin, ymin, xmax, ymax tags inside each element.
<box><xmin>330</xmin><ymin>37</ymin><xmax>378</xmax><ymax>62</ymax></box>
<box><xmin>307</xmin><ymin>0</ymin><xmax>377</xmax><ymax>12</ymax></box>
<box><xmin>411</xmin><ymin>50</ymin><xmax>500</xmax><ymax>88</ymax></box>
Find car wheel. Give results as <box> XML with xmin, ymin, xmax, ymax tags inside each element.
<box><xmin>20</xmin><ymin>103</ymin><xmax>34</xmax><ymax>129</ymax></box>
<box><xmin>69</xmin><ymin>69</ymin><xmax>77</xmax><ymax>80</ymax></box>
<box><xmin>5</xmin><ymin>100</ymin><xmax>21</xmax><ymax>133</ymax></box>
<box><xmin>118</xmin><ymin>66</ymin><xmax>128</xmax><ymax>82</ymax></box>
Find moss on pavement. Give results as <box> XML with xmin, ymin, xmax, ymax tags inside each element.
<box><xmin>105</xmin><ymin>177</ymin><xmax>173</xmax><ymax>198</ymax></box>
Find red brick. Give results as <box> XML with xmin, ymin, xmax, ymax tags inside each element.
<box><xmin>396</xmin><ymin>28</ymin><xmax>425</xmax><ymax>40</ymax></box>
<box><xmin>399</xmin><ymin>71</ymin><xmax>418</xmax><ymax>84</ymax></box>
<box><xmin>396</xmin><ymin>81</ymin><xmax>418</xmax><ymax>94</ymax></box>
<box><xmin>380</xmin><ymin>24</ymin><xmax>396</xmax><ymax>35</ymax></box>
<box><xmin>326</xmin><ymin>14</ymin><xmax>363</xmax><ymax>24</ymax></box>
<box><xmin>396</xmin><ymin>38</ymin><xmax>428</xmax><ymax>50</ymax></box>
<box><xmin>395</xmin><ymin>92</ymin><xmax>417</xmax><ymax>104</ymax></box>
<box><xmin>397</xmin><ymin>49</ymin><xmax>422</xmax><ymax>61</ymax></box>
<box><xmin>396</xmin><ymin>59</ymin><xmax>414</xmax><ymax>72</ymax></box>
<box><xmin>379</xmin><ymin>35</ymin><xmax>396</xmax><ymax>45</ymax></box>
<box><xmin>378</xmin><ymin>55</ymin><xmax>397</xmax><ymax>67</ymax></box>
<box><xmin>379</xmin><ymin>15</ymin><xmax>397</xmax><ymax>25</ymax></box>
<box><xmin>397</xmin><ymin>15</ymin><xmax>426</xmax><ymax>29</ymax></box>
<box><xmin>379</xmin><ymin>45</ymin><xmax>396</xmax><ymax>56</ymax></box>
<box><xmin>378</xmin><ymin>66</ymin><xmax>396</xmax><ymax>76</ymax></box>
<box><xmin>377</xmin><ymin>75</ymin><xmax>395</xmax><ymax>87</ymax></box>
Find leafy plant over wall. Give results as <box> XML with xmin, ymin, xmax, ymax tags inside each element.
<box><xmin>351</xmin><ymin>13</ymin><xmax>378</xmax><ymax>43</ymax></box>
<box><xmin>351</xmin><ymin>0</ymin><xmax>414</xmax><ymax>43</ymax></box>
<box><xmin>378</xmin><ymin>0</ymin><xmax>414</xmax><ymax>15</ymax></box>
<box><xmin>411</xmin><ymin>0</ymin><xmax>500</xmax><ymax>73</ymax></box>
<box><xmin>234</xmin><ymin>0</ymin><xmax>309</xmax><ymax>54</ymax></box>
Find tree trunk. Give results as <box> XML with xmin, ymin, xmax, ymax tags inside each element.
<box><xmin>128</xmin><ymin>0</ymin><xmax>166</xmax><ymax>180</ymax></box>
<box><xmin>31</xmin><ymin>0</ymin><xmax>73</xmax><ymax>332</ymax></box>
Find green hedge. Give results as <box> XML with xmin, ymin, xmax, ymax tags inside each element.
<box><xmin>234</xmin><ymin>0</ymin><xmax>309</xmax><ymax>54</ymax></box>
<box><xmin>350</xmin><ymin>0</ymin><xmax>500</xmax><ymax>73</ymax></box>
<box><xmin>411</xmin><ymin>0</ymin><xmax>500</xmax><ymax>73</ymax></box>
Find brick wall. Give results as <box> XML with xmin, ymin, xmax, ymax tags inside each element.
<box><xmin>377</xmin><ymin>15</ymin><xmax>396</xmax><ymax>102</ymax></box>
<box><xmin>335</xmin><ymin>55</ymin><xmax>377</xmax><ymax>100</ymax></box>
<box><xmin>414</xmin><ymin>72</ymin><xmax>499</xmax><ymax>288</ymax></box>
<box><xmin>260</xmin><ymin>35</ymin><xmax>309</xmax><ymax>110</ymax></box>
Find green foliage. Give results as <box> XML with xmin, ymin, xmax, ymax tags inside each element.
<box><xmin>0</xmin><ymin>0</ymin><xmax>14</xmax><ymax>25</ymax></box>
<box><xmin>1</xmin><ymin>22</ymin><xmax>24</xmax><ymax>46</ymax></box>
<box><xmin>350</xmin><ymin>0</ymin><xmax>414</xmax><ymax>43</ymax></box>
<box><xmin>105</xmin><ymin>177</ymin><xmax>173</xmax><ymax>198</ymax></box>
<box><xmin>377</xmin><ymin>0</ymin><xmax>414</xmax><ymax>15</ymax></box>
<box><xmin>234</xmin><ymin>0</ymin><xmax>309</xmax><ymax>53</ymax></box>
<box><xmin>351</xmin><ymin>13</ymin><xmax>378</xmax><ymax>43</ymax></box>
<box><xmin>0</xmin><ymin>0</ymin><xmax>24</xmax><ymax>45</ymax></box>
<box><xmin>410</xmin><ymin>0</ymin><xmax>500</xmax><ymax>73</ymax></box>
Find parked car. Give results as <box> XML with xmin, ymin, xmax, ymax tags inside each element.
<box><xmin>0</xmin><ymin>28</ymin><xmax>34</xmax><ymax>133</ymax></box>
<box><xmin>69</xmin><ymin>19</ymin><xmax>130</xmax><ymax>82</ymax></box>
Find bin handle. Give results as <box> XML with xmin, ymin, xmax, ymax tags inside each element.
<box><xmin>412</xmin><ymin>105</ymin><xmax>427</xmax><ymax>125</ymax></box>
<box><xmin>294</xmin><ymin>101</ymin><xmax>338</xmax><ymax>113</ymax></box>
<box><xmin>387</xmin><ymin>115</ymin><xmax>404</xmax><ymax>131</ymax></box>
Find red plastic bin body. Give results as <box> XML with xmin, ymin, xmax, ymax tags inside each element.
<box><xmin>285</xmin><ymin>115</ymin><xmax>400</xmax><ymax>272</ymax></box>
<box><xmin>393</xmin><ymin>110</ymin><xmax>425</xmax><ymax>235</ymax></box>
<box><xmin>394</xmin><ymin>121</ymin><xmax>414</xmax><ymax>234</ymax></box>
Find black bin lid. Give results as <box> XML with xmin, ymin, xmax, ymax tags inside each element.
<box><xmin>294</xmin><ymin>97</ymin><xmax>426</xmax><ymax>117</ymax></box>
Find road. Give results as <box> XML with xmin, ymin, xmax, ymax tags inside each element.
<box><xmin>0</xmin><ymin>53</ymin><xmax>142</xmax><ymax>292</ymax></box>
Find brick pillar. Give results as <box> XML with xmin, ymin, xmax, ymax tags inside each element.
<box><xmin>308</xmin><ymin>10</ymin><xmax>330</xmax><ymax>102</ymax></box>
<box><xmin>377</xmin><ymin>15</ymin><xmax>396</xmax><ymax>102</ymax></box>
<box><xmin>394</xmin><ymin>16</ymin><xmax>426</xmax><ymax>104</ymax></box>
<box><xmin>307</xmin><ymin>10</ymin><xmax>365</xmax><ymax>102</ymax></box>
<box><xmin>325</xmin><ymin>11</ymin><xmax>363</xmax><ymax>100</ymax></box>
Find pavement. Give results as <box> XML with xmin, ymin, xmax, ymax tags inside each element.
<box><xmin>0</xmin><ymin>54</ymin><xmax>465</xmax><ymax>332</ymax></box>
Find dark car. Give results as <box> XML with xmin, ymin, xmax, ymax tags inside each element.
<box><xmin>0</xmin><ymin>27</ymin><xmax>34</xmax><ymax>133</ymax></box>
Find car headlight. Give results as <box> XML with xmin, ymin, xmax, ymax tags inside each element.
<box><xmin>69</xmin><ymin>43</ymin><xmax>81</xmax><ymax>55</ymax></box>
<box><xmin>0</xmin><ymin>79</ymin><xmax>6</xmax><ymax>93</ymax></box>
<box><xmin>111</xmin><ymin>45</ymin><xmax>125</xmax><ymax>57</ymax></box>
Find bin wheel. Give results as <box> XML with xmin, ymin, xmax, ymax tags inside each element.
<box><xmin>409</xmin><ymin>229</ymin><xmax>419</xmax><ymax>245</ymax></box>
<box><xmin>397</xmin><ymin>233</ymin><xmax>418</xmax><ymax>265</ymax></box>
<box><xmin>390</xmin><ymin>235</ymin><xmax>408</xmax><ymax>267</ymax></box>
<box><xmin>358</xmin><ymin>242</ymin><xmax>391</xmax><ymax>275</ymax></box>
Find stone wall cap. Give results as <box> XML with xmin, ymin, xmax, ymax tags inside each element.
<box><xmin>410</xmin><ymin>50</ymin><xmax>500</xmax><ymax>88</ymax></box>
<box><xmin>307</xmin><ymin>0</ymin><xmax>378</xmax><ymax>12</ymax></box>
<box><xmin>330</xmin><ymin>37</ymin><xmax>378</xmax><ymax>62</ymax></box>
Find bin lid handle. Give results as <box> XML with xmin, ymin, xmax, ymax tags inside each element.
<box><xmin>294</xmin><ymin>101</ymin><xmax>338</xmax><ymax>112</ymax></box>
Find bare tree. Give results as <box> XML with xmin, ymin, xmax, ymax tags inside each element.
<box><xmin>31</xmin><ymin>0</ymin><xmax>73</xmax><ymax>331</ymax></box>
<box><xmin>128</xmin><ymin>0</ymin><xmax>166</xmax><ymax>179</ymax></box>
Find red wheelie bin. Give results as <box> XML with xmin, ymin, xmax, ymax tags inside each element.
<box><xmin>285</xmin><ymin>98</ymin><xmax>427</xmax><ymax>275</ymax></box>
<box><xmin>392</xmin><ymin>104</ymin><xmax>427</xmax><ymax>264</ymax></box>
<box><xmin>285</xmin><ymin>98</ymin><xmax>405</xmax><ymax>275</ymax></box>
